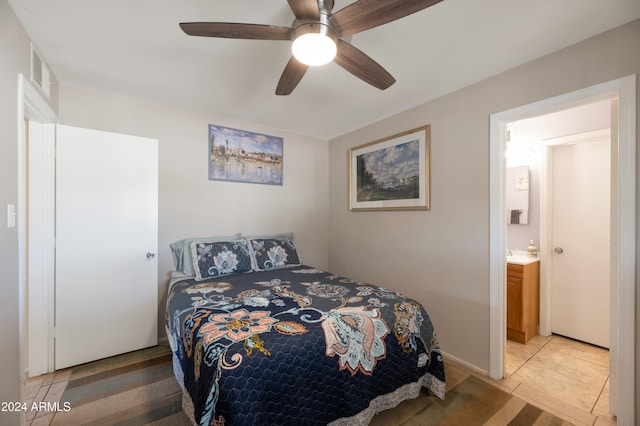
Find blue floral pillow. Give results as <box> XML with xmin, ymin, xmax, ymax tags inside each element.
<box><xmin>190</xmin><ymin>240</ymin><xmax>253</xmax><ymax>281</ymax></box>
<box><xmin>249</xmin><ymin>239</ymin><xmax>301</xmax><ymax>271</ymax></box>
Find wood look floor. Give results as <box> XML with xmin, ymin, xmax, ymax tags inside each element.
<box><xmin>24</xmin><ymin>335</ymin><xmax>616</xmax><ymax>425</ymax></box>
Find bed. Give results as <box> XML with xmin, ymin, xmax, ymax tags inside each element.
<box><xmin>166</xmin><ymin>235</ymin><xmax>445</xmax><ymax>425</ymax></box>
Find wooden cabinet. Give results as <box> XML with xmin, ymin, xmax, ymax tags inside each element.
<box><xmin>507</xmin><ymin>261</ymin><xmax>540</xmax><ymax>343</ymax></box>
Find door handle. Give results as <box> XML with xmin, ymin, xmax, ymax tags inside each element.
<box><xmin>554</xmin><ymin>247</ymin><xmax>564</xmax><ymax>254</ymax></box>
<box><xmin>146</xmin><ymin>251</ymin><xmax>155</xmax><ymax>260</ymax></box>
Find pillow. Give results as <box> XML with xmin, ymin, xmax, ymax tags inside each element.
<box><xmin>242</xmin><ymin>232</ymin><xmax>294</xmax><ymax>241</ymax></box>
<box><xmin>248</xmin><ymin>238</ymin><xmax>301</xmax><ymax>271</ymax></box>
<box><xmin>170</xmin><ymin>233</ymin><xmax>241</xmax><ymax>277</ymax></box>
<box><xmin>190</xmin><ymin>240</ymin><xmax>253</xmax><ymax>281</ymax></box>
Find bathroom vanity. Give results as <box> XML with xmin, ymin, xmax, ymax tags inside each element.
<box><xmin>506</xmin><ymin>257</ymin><xmax>540</xmax><ymax>343</ymax></box>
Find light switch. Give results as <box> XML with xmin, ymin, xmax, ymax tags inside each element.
<box><xmin>7</xmin><ymin>204</ymin><xmax>16</xmax><ymax>228</ymax></box>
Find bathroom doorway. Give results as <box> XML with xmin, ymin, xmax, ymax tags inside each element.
<box><xmin>488</xmin><ymin>75</ymin><xmax>636</xmax><ymax>424</ymax></box>
<box><xmin>504</xmin><ymin>101</ymin><xmax>613</xmax><ymax>419</ymax></box>
<box><xmin>507</xmin><ymin>101</ymin><xmax>612</xmax><ymax>349</ymax></box>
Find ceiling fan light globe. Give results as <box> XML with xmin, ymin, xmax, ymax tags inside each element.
<box><xmin>292</xmin><ymin>33</ymin><xmax>336</xmax><ymax>66</ymax></box>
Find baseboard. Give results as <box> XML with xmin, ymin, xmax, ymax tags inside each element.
<box><xmin>441</xmin><ymin>351</ymin><xmax>489</xmax><ymax>377</ymax></box>
<box><xmin>157</xmin><ymin>336</ymin><xmax>169</xmax><ymax>345</ymax></box>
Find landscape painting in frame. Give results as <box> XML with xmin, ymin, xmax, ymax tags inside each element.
<box><xmin>209</xmin><ymin>124</ymin><xmax>283</xmax><ymax>185</ymax></box>
<box><xmin>350</xmin><ymin>125</ymin><xmax>430</xmax><ymax>211</ymax></box>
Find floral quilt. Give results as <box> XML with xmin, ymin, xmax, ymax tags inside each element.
<box><xmin>166</xmin><ymin>266</ymin><xmax>445</xmax><ymax>425</ymax></box>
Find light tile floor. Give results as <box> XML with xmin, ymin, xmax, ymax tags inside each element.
<box><xmin>24</xmin><ymin>368</ymin><xmax>71</xmax><ymax>426</ymax></box>
<box><xmin>503</xmin><ymin>334</ymin><xmax>616</xmax><ymax>426</ymax></box>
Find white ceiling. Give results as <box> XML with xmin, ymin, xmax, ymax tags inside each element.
<box><xmin>8</xmin><ymin>0</ymin><xmax>640</xmax><ymax>140</ymax></box>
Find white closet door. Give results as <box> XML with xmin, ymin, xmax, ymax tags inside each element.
<box><xmin>550</xmin><ymin>138</ymin><xmax>610</xmax><ymax>348</ymax></box>
<box><xmin>55</xmin><ymin>125</ymin><xmax>158</xmax><ymax>370</ymax></box>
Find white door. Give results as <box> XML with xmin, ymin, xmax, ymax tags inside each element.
<box><xmin>55</xmin><ymin>125</ymin><xmax>158</xmax><ymax>369</ymax></box>
<box><xmin>550</xmin><ymin>137</ymin><xmax>610</xmax><ymax>348</ymax></box>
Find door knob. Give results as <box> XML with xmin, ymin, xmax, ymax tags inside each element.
<box><xmin>146</xmin><ymin>251</ymin><xmax>155</xmax><ymax>259</ymax></box>
<box><xmin>554</xmin><ymin>247</ymin><xmax>564</xmax><ymax>254</ymax></box>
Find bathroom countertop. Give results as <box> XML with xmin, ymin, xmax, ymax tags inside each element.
<box><xmin>507</xmin><ymin>250</ymin><xmax>539</xmax><ymax>265</ymax></box>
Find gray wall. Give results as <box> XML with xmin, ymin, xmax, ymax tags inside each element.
<box><xmin>0</xmin><ymin>2</ymin><xmax>60</xmax><ymax>424</ymax></box>
<box><xmin>0</xmin><ymin>5</ymin><xmax>25</xmax><ymax>423</ymax></box>
<box><xmin>328</xmin><ymin>19</ymin><xmax>640</xmax><ymax>394</ymax></box>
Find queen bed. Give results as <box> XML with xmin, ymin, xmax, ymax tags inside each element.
<box><xmin>166</xmin><ymin>235</ymin><xmax>445</xmax><ymax>425</ymax></box>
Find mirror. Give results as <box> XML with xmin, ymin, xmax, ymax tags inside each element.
<box><xmin>507</xmin><ymin>166</ymin><xmax>529</xmax><ymax>225</ymax></box>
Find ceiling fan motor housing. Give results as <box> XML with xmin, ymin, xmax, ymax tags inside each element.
<box><xmin>291</xmin><ymin>21</ymin><xmax>338</xmax><ymax>44</ymax></box>
<box><xmin>291</xmin><ymin>0</ymin><xmax>338</xmax><ymax>43</ymax></box>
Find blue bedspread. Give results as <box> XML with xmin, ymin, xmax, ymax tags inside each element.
<box><xmin>166</xmin><ymin>266</ymin><xmax>445</xmax><ymax>425</ymax></box>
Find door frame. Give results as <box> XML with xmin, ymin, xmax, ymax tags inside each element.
<box><xmin>17</xmin><ymin>74</ymin><xmax>58</xmax><ymax>416</ymax></box>
<box><xmin>26</xmin><ymin>120</ymin><xmax>56</xmax><ymax>376</ymax></box>
<box><xmin>489</xmin><ymin>75</ymin><xmax>636</xmax><ymax>423</ymax></box>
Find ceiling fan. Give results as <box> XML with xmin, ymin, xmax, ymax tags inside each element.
<box><xmin>180</xmin><ymin>0</ymin><xmax>443</xmax><ymax>95</ymax></box>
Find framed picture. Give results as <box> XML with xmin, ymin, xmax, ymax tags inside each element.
<box><xmin>209</xmin><ymin>124</ymin><xmax>283</xmax><ymax>185</ymax></box>
<box><xmin>349</xmin><ymin>125</ymin><xmax>430</xmax><ymax>211</ymax></box>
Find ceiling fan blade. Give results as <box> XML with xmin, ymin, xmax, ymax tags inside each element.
<box><xmin>276</xmin><ymin>57</ymin><xmax>309</xmax><ymax>95</ymax></box>
<box><xmin>180</xmin><ymin>22</ymin><xmax>292</xmax><ymax>40</ymax></box>
<box><xmin>287</xmin><ymin>0</ymin><xmax>320</xmax><ymax>20</ymax></box>
<box><xmin>334</xmin><ymin>39</ymin><xmax>395</xmax><ymax>90</ymax></box>
<box><xmin>331</xmin><ymin>0</ymin><xmax>443</xmax><ymax>37</ymax></box>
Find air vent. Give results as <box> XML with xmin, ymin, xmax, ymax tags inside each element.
<box><xmin>31</xmin><ymin>44</ymin><xmax>51</xmax><ymax>99</ymax></box>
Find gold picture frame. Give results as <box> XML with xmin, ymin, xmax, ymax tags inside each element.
<box><xmin>349</xmin><ymin>125</ymin><xmax>430</xmax><ymax>211</ymax></box>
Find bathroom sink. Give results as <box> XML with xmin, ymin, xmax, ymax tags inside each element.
<box><xmin>506</xmin><ymin>255</ymin><xmax>539</xmax><ymax>265</ymax></box>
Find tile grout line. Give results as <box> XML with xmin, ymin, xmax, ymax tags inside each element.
<box><xmin>591</xmin><ymin>375</ymin><xmax>609</xmax><ymax>415</ymax></box>
<box><xmin>27</xmin><ymin>375</ymin><xmax>70</xmax><ymax>426</ymax></box>
<box><xmin>508</xmin><ymin>335</ymin><xmax>554</xmax><ymax>378</ymax></box>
